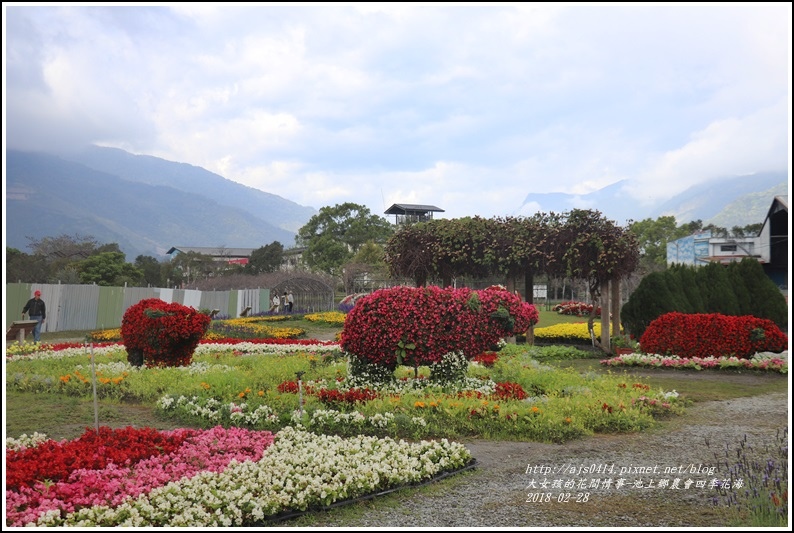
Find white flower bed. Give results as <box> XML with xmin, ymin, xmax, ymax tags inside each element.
<box><xmin>33</xmin><ymin>426</ymin><xmax>473</xmax><ymax>527</ymax></box>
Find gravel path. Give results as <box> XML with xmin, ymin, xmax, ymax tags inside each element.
<box><xmin>290</xmin><ymin>387</ymin><xmax>788</xmax><ymax>527</ymax></box>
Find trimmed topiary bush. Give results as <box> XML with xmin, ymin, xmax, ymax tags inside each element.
<box><xmin>638</xmin><ymin>311</ymin><xmax>788</xmax><ymax>359</ymax></box>
<box><xmin>340</xmin><ymin>285</ymin><xmax>539</xmax><ymax>373</ymax></box>
<box><xmin>121</xmin><ymin>298</ymin><xmax>211</xmax><ymax>368</ymax></box>
<box><xmin>622</xmin><ymin>258</ymin><xmax>788</xmax><ymax>338</ymax></box>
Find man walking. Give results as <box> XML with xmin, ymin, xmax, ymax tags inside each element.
<box><xmin>22</xmin><ymin>290</ymin><xmax>46</xmax><ymax>343</ymax></box>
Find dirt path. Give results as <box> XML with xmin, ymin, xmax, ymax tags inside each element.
<box><xmin>296</xmin><ymin>374</ymin><xmax>789</xmax><ymax>528</ymax></box>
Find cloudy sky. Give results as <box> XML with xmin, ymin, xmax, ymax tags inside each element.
<box><xmin>4</xmin><ymin>3</ymin><xmax>791</xmax><ymax>220</ymax></box>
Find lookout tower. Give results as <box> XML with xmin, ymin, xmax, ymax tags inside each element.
<box><xmin>384</xmin><ymin>203</ymin><xmax>445</xmax><ymax>225</ymax></box>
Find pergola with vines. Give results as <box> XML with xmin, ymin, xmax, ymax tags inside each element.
<box><xmin>383</xmin><ymin>209</ymin><xmax>640</xmax><ymax>352</ymax></box>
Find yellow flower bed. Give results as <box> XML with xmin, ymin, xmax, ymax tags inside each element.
<box><xmin>303</xmin><ymin>311</ymin><xmax>347</xmax><ymax>326</ymax></box>
<box><xmin>5</xmin><ymin>341</ymin><xmax>47</xmax><ymax>357</ymax></box>
<box><xmin>89</xmin><ymin>328</ymin><xmax>122</xmax><ymax>342</ymax></box>
<box><xmin>210</xmin><ymin>317</ymin><xmax>305</xmax><ymax>339</ymax></box>
<box><xmin>534</xmin><ymin>322</ymin><xmax>605</xmax><ymax>342</ymax></box>
<box><xmin>259</xmin><ymin>325</ymin><xmax>306</xmax><ymax>339</ymax></box>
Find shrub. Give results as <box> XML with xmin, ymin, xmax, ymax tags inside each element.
<box><xmin>340</xmin><ymin>285</ymin><xmax>538</xmax><ymax>370</ymax></box>
<box><xmin>639</xmin><ymin>312</ymin><xmax>788</xmax><ymax>359</ymax></box>
<box><xmin>429</xmin><ymin>352</ymin><xmax>470</xmax><ymax>384</ymax></box>
<box><xmin>622</xmin><ymin>259</ymin><xmax>788</xmax><ymax>338</ymax></box>
<box><xmin>620</xmin><ymin>271</ymin><xmax>679</xmax><ymax>339</ymax></box>
<box><xmin>346</xmin><ymin>354</ymin><xmax>397</xmax><ymax>386</ymax></box>
<box><xmin>121</xmin><ymin>298</ymin><xmax>211</xmax><ymax>368</ymax></box>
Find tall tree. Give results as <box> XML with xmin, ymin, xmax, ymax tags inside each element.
<box><xmin>27</xmin><ymin>233</ymin><xmax>105</xmax><ymax>279</ymax></box>
<box><xmin>135</xmin><ymin>255</ymin><xmax>164</xmax><ymax>287</ymax></box>
<box><xmin>6</xmin><ymin>247</ymin><xmax>49</xmax><ymax>283</ymax></box>
<box><xmin>297</xmin><ymin>203</ymin><xmax>394</xmax><ymax>275</ymax></box>
<box><xmin>246</xmin><ymin>241</ymin><xmax>284</xmax><ymax>275</ymax></box>
<box><xmin>77</xmin><ymin>251</ymin><xmax>144</xmax><ymax>286</ymax></box>
<box><xmin>628</xmin><ymin>216</ymin><xmax>681</xmax><ymax>273</ymax></box>
<box><xmin>27</xmin><ymin>233</ymin><xmax>99</xmax><ymax>261</ymax></box>
<box><xmin>169</xmin><ymin>251</ymin><xmax>216</xmax><ymax>286</ymax></box>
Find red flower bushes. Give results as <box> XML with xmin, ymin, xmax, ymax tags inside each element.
<box><xmin>6</xmin><ymin>426</ymin><xmax>197</xmax><ymax>492</ymax></box>
<box><xmin>316</xmin><ymin>387</ymin><xmax>380</xmax><ymax>409</ymax></box>
<box><xmin>552</xmin><ymin>301</ymin><xmax>603</xmax><ymax>317</ymax></box>
<box><xmin>639</xmin><ymin>312</ymin><xmax>788</xmax><ymax>359</ymax></box>
<box><xmin>340</xmin><ymin>285</ymin><xmax>538</xmax><ymax>370</ymax></box>
<box><xmin>121</xmin><ymin>298</ymin><xmax>211</xmax><ymax>367</ymax></box>
<box><xmin>473</xmin><ymin>351</ymin><xmax>499</xmax><ymax>367</ymax></box>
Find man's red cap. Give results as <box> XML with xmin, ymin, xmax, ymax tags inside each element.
<box><xmin>34</xmin><ymin>290</ymin><xmax>41</xmax><ymax>296</ymax></box>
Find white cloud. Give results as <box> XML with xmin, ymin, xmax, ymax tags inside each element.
<box><xmin>628</xmin><ymin>99</ymin><xmax>790</xmax><ymax>205</ymax></box>
<box><xmin>4</xmin><ymin>3</ymin><xmax>790</xmax><ymax>222</ymax></box>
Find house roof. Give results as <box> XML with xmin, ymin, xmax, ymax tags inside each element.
<box><xmin>166</xmin><ymin>246</ymin><xmax>256</xmax><ymax>258</ymax></box>
<box><xmin>765</xmin><ymin>196</ymin><xmax>788</xmax><ymax>220</ymax></box>
<box><xmin>384</xmin><ymin>203</ymin><xmax>445</xmax><ymax>215</ymax></box>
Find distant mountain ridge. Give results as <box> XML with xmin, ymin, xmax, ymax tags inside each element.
<box><xmin>5</xmin><ymin>146</ymin><xmax>788</xmax><ymax>264</ymax></box>
<box><xmin>5</xmin><ymin>149</ymin><xmax>317</xmax><ymax>260</ymax></box>
<box><xmin>516</xmin><ymin>172</ymin><xmax>788</xmax><ymax>228</ymax></box>
<box><xmin>65</xmin><ymin>146</ymin><xmax>317</xmax><ymax>235</ymax></box>
<box><xmin>648</xmin><ymin>172</ymin><xmax>788</xmax><ymax>225</ymax></box>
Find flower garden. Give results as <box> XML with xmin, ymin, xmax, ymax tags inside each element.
<box><xmin>5</xmin><ymin>292</ymin><xmax>789</xmax><ymax>527</ymax></box>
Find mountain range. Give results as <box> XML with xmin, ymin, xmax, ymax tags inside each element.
<box><xmin>516</xmin><ymin>172</ymin><xmax>788</xmax><ymax>227</ymax></box>
<box><xmin>6</xmin><ymin>148</ymin><xmax>317</xmax><ymax>261</ymax></box>
<box><xmin>5</xmin><ymin>146</ymin><xmax>789</xmax><ymax>261</ymax></box>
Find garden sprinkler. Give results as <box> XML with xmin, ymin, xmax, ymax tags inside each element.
<box><xmin>296</xmin><ymin>371</ymin><xmax>306</xmax><ymax>418</ymax></box>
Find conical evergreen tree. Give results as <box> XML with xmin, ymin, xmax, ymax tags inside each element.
<box><xmin>676</xmin><ymin>264</ymin><xmax>705</xmax><ymax>313</ymax></box>
<box><xmin>726</xmin><ymin>261</ymin><xmax>753</xmax><ymax>316</ymax></box>
<box><xmin>697</xmin><ymin>262</ymin><xmax>741</xmax><ymax>315</ymax></box>
<box><xmin>734</xmin><ymin>258</ymin><xmax>788</xmax><ymax>329</ymax></box>
<box><xmin>620</xmin><ymin>271</ymin><xmax>677</xmax><ymax>338</ymax></box>
<box><xmin>664</xmin><ymin>266</ymin><xmax>694</xmax><ymax>313</ymax></box>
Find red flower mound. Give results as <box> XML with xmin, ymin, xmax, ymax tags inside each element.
<box><xmin>121</xmin><ymin>298</ymin><xmax>211</xmax><ymax>367</ymax></box>
<box><xmin>6</xmin><ymin>426</ymin><xmax>198</xmax><ymax>491</ymax></box>
<box><xmin>639</xmin><ymin>312</ymin><xmax>788</xmax><ymax>359</ymax></box>
<box><xmin>492</xmin><ymin>381</ymin><xmax>527</xmax><ymax>401</ymax></box>
<box><xmin>340</xmin><ymin>285</ymin><xmax>538</xmax><ymax>369</ymax></box>
<box><xmin>316</xmin><ymin>387</ymin><xmax>379</xmax><ymax>409</ymax></box>
<box><xmin>474</xmin><ymin>351</ymin><xmax>499</xmax><ymax>367</ymax></box>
